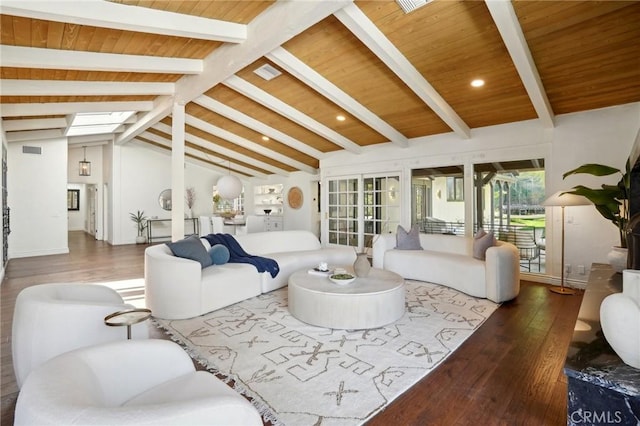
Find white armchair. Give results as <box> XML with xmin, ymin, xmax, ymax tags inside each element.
<box><xmin>14</xmin><ymin>339</ymin><xmax>263</xmax><ymax>425</ymax></box>
<box><xmin>12</xmin><ymin>283</ymin><xmax>149</xmax><ymax>388</ymax></box>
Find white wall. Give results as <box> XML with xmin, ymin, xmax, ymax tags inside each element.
<box><xmin>110</xmin><ymin>143</ymin><xmax>227</xmax><ymax>244</ymax></box>
<box><xmin>321</xmin><ymin>102</ymin><xmax>640</xmax><ymax>284</ymax></box>
<box><xmin>8</xmin><ymin>138</ymin><xmax>69</xmax><ymax>258</ymax></box>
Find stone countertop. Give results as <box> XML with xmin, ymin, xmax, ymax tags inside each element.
<box><xmin>564</xmin><ymin>263</ymin><xmax>640</xmax><ymax>397</ymax></box>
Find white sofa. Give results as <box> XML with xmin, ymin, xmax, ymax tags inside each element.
<box><xmin>145</xmin><ymin>230</ymin><xmax>356</xmax><ymax>319</ymax></box>
<box><xmin>372</xmin><ymin>233</ymin><xmax>520</xmax><ymax>303</ymax></box>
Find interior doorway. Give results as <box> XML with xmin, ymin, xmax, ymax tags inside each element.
<box><xmin>87</xmin><ymin>184</ymin><xmax>98</xmax><ymax>239</ymax></box>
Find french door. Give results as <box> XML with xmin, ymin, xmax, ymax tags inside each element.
<box><xmin>326</xmin><ymin>173</ymin><xmax>400</xmax><ymax>253</ymax></box>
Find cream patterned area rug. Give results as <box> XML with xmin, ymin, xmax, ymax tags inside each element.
<box><xmin>154</xmin><ymin>280</ymin><xmax>498</xmax><ymax>426</ymax></box>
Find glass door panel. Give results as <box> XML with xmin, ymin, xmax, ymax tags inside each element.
<box><xmin>328</xmin><ymin>177</ymin><xmax>358</xmax><ymax>246</ymax></box>
<box><xmin>363</xmin><ymin>175</ymin><xmax>400</xmax><ymax>253</ymax></box>
<box><xmin>327</xmin><ymin>173</ymin><xmax>401</xmax><ymax>251</ymax></box>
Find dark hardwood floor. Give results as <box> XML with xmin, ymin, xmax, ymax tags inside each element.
<box><xmin>1</xmin><ymin>231</ymin><xmax>582</xmax><ymax>425</ymax></box>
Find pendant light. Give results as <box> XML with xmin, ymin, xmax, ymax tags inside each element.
<box><xmin>216</xmin><ymin>160</ymin><xmax>242</xmax><ymax>199</ymax></box>
<box><xmin>79</xmin><ymin>146</ymin><xmax>91</xmax><ymax>176</ymax></box>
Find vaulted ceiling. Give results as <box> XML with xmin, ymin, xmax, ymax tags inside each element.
<box><xmin>1</xmin><ymin>0</ymin><xmax>639</xmax><ymax>179</ymax></box>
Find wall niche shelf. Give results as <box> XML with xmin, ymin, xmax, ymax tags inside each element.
<box><xmin>254</xmin><ymin>184</ymin><xmax>284</xmax><ymax>215</ymax></box>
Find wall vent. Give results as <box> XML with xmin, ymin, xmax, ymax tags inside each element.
<box><xmin>22</xmin><ymin>146</ymin><xmax>42</xmax><ymax>155</ymax></box>
<box><xmin>253</xmin><ymin>64</ymin><xmax>282</xmax><ymax>81</ymax></box>
<box><xmin>396</xmin><ymin>0</ymin><xmax>433</xmax><ymax>14</ymax></box>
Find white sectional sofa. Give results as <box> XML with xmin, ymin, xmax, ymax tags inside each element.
<box><xmin>145</xmin><ymin>230</ymin><xmax>356</xmax><ymax>319</ymax></box>
<box><xmin>372</xmin><ymin>233</ymin><xmax>520</xmax><ymax>303</ymax></box>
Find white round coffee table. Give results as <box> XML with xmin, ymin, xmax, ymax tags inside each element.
<box><xmin>288</xmin><ymin>267</ymin><xmax>405</xmax><ymax>329</ymax></box>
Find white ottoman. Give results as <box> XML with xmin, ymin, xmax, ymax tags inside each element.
<box><xmin>288</xmin><ymin>267</ymin><xmax>405</xmax><ymax>329</ymax></box>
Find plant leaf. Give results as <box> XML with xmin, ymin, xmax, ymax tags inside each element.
<box><xmin>563</xmin><ymin>164</ymin><xmax>621</xmax><ymax>179</ymax></box>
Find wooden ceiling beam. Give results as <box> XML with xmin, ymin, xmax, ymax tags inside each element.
<box><xmin>5</xmin><ymin>128</ymin><xmax>65</xmax><ymax>143</ymax></box>
<box><xmin>224</xmin><ymin>75</ymin><xmax>362</xmax><ymax>153</ymax></box>
<box><xmin>0</xmin><ymin>80</ymin><xmax>174</xmax><ymax>97</ymax></box>
<box><xmin>1</xmin><ymin>117</ymin><xmax>67</xmax><ymax>131</ymax></box>
<box><xmin>67</xmin><ymin>134</ymin><xmax>114</xmax><ymax>146</ymax></box>
<box><xmin>138</xmin><ymin>130</ymin><xmax>267</xmax><ymax>179</ymax></box>
<box><xmin>185</xmin><ymin>114</ymin><xmax>317</xmax><ymax>175</ymax></box>
<box><xmin>485</xmin><ymin>0</ymin><xmax>554</xmax><ymax>128</ymax></box>
<box><xmin>175</xmin><ymin>0</ymin><xmax>353</xmax><ymax>103</ymax></box>
<box><xmin>153</xmin><ymin>122</ymin><xmax>288</xmax><ymax>177</ymax></box>
<box><xmin>194</xmin><ymin>95</ymin><xmax>326</xmax><ymax>160</ymax></box>
<box><xmin>0</xmin><ymin>1</ymin><xmax>247</xmax><ymax>43</ymax></box>
<box><xmin>0</xmin><ymin>45</ymin><xmax>203</xmax><ymax>74</ymax></box>
<box><xmin>266</xmin><ymin>46</ymin><xmax>409</xmax><ymax>148</ymax></box>
<box><xmin>334</xmin><ymin>3</ymin><xmax>471</xmax><ymax>139</ymax></box>
<box><xmin>118</xmin><ymin>0</ymin><xmax>352</xmax><ymax>146</ymax></box>
<box><xmin>0</xmin><ymin>101</ymin><xmax>154</xmax><ymax>117</ymax></box>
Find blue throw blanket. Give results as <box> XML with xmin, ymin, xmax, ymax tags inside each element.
<box><xmin>204</xmin><ymin>233</ymin><xmax>279</xmax><ymax>278</ymax></box>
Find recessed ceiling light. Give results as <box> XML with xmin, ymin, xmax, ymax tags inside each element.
<box><xmin>262</xmin><ymin>136</ymin><xmax>269</xmax><ymax>142</ymax></box>
<box><xmin>336</xmin><ymin>115</ymin><xmax>346</xmax><ymax>122</ymax></box>
<box><xmin>471</xmin><ymin>79</ymin><xmax>485</xmax><ymax>88</ymax></box>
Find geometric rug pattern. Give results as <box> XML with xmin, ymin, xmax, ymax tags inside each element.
<box><xmin>154</xmin><ymin>280</ymin><xmax>498</xmax><ymax>426</ymax></box>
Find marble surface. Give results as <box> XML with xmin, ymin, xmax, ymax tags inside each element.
<box><xmin>565</xmin><ymin>263</ymin><xmax>640</xmax><ymax>425</ymax></box>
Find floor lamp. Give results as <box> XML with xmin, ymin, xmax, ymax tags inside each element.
<box><xmin>542</xmin><ymin>191</ymin><xmax>590</xmax><ymax>295</ymax></box>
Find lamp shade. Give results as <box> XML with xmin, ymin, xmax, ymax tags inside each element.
<box><xmin>542</xmin><ymin>191</ymin><xmax>591</xmax><ymax>207</ymax></box>
<box><xmin>217</xmin><ymin>174</ymin><xmax>242</xmax><ymax>200</ymax></box>
<box><xmin>79</xmin><ymin>146</ymin><xmax>91</xmax><ymax>176</ymax></box>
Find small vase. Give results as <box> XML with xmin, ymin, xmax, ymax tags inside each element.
<box><xmin>607</xmin><ymin>246</ymin><xmax>628</xmax><ymax>273</ymax></box>
<box><xmin>353</xmin><ymin>253</ymin><xmax>371</xmax><ymax>277</ymax></box>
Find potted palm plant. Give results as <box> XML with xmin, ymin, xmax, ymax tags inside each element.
<box><xmin>563</xmin><ymin>158</ymin><xmax>630</xmax><ymax>271</ymax></box>
<box><xmin>130</xmin><ymin>210</ymin><xmax>148</xmax><ymax>244</ymax></box>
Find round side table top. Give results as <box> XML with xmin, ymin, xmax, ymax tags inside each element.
<box><xmin>104</xmin><ymin>308</ymin><xmax>152</xmax><ymax>327</ymax></box>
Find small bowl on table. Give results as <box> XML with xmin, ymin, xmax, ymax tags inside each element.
<box><xmin>329</xmin><ymin>273</ymin><xmax>356</xmax><ymax>286</ymax></box>
<box><xmin>263</xmin><ymin>209</ymin><xmax>272</xmax><ymax>215</ymax></box>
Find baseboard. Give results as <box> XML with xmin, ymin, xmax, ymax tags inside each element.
<box><xmin>9</xmin><ymin>247</ymin><xmax>70</xmax><ymax>258</ymax></box>
<box><xmin>520</xmin><ymin>271</ymin><xmax>588</xmax><ymax>290</ymax></box>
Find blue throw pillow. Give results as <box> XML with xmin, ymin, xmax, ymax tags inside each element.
<box><xmin>166</xmin><ymin>235</ymin><xmax>212</xmax><ymax>268</ymax></box>
<box><xmin>208</xmin><ymin>244</ymin><xmax>230</xmax><ymax>265</ymax></box>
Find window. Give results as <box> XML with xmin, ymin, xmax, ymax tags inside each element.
<box><xmin>411</xmin><ymin>165</ymin><xmax>465</xmax><ymax>235</ymax></box>
<box><xmin>447</xmin><ymin>177</ymin><xmax>464</xmax><ymax>201</ymax></box>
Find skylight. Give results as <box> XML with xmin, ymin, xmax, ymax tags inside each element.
<box><xmin>67</xmin><ymin>111</ymin><xmax>135</xmax><ymax>137</ymax></box>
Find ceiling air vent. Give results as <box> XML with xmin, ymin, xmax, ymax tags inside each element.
<box><xmin>396</xmin><ymin>0</ymin><xmax>433</xmax><ymax>14</ymax></box>
<box><xmin>22</xmin><ymin>146</ymin><xmax>42</xmax><ymax>155</ymax></box>
<box><xmin>253</xmin><ymin>64</ymin><xmax>282</xmax><ymax>81</ymax></box>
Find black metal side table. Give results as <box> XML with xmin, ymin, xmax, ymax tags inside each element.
<box><xmin>104</xmin><ymin>308</ymin><xmax>152</xmax><ymax>339</ymax></box>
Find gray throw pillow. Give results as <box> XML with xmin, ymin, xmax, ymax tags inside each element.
<box><xmin>473</xmin><ymin>230</ymin><xmax>496</xmax><ymax>260</ymax></box>
<box><xmin>166</xmin><ymin>235</ymin><xmax>213</xmax><ymax>268</ymax></box>
<box><xmin>395</xmin><ymin>224</ymin><xmax>423</xmax><ymax>250</ymax></box>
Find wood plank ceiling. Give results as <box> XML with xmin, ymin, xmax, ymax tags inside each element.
<box><xmin>1</xmin><ymin>0</ymin><xmax>639</xmax><ymax>179</ymax></box>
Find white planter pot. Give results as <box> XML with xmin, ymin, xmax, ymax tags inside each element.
<box><xmin>135</xmin><ymin>235</ymin><xmax>147</xmax><ymax>244</ymax></box>
<box><xmin>600</xmin><ymin>269</ymin><xmax>640</xmax><ymax>369</ymax></box>
<box><xmin>607</xmin><ymin>246</ymin><xmax>628</xmax><ymax>273</ymax></box>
